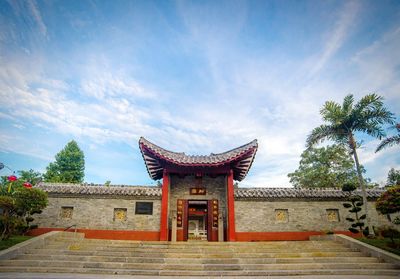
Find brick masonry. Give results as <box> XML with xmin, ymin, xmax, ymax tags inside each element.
<box><xmin>168</xmin><ymin>174</ymin><xmax>227</xmax><ymax>228</ymax></box>
<box><xmin>35</xmin><ymin>196</ymin><xmax>161</xmax><ymax>231</ymax></box>
<box><xmin>34</xmin><ymin>181</ymin><xmax>397</xmax><ymax>236</ymax></box>
<box><xmin>235</xmin><ymin>200</ymin><xmax>393</xmax><ymax>232</ymax></box>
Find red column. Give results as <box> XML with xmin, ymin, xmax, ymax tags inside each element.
<box><xmin>160</xmin><ymin>170</ymin><xmax>169</xmax><ymax>241</ymax></box>
<box><xmin>227</xmin><ymin>170</ymin><xmax>236</xmax><ymax>241</ymax></box>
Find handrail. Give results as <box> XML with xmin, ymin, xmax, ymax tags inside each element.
<box><xmin>64</xmin><ymin>224</ymin><xmax>78</xmax><ymax>241</ymax></box>
<box><xmin>63</xmin><ymin>224</ymin><xmax>80</xmax><ymax>249</ymax></box>
<box><xmin>64</xmin><ymin>224</ymin><xmax>77</xmax><ymax>231</ymax></box>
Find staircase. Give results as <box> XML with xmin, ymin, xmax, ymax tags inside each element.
<box><xmin>0</xmin><ymin>234</ymin><xmax>399</xmax><ymax>277</ymax></box>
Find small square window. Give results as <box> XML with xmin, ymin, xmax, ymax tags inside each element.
<box><xmin>61</xmin><ymin>206</ymin><xmax>73</xmax><ymax>219</ymax></box>
<box><xmin>326</xmin><ymin>209</ymin><xmax>340</xmax><ymax>222</ymax></box>
<box><xmin>275</xmin><ymin>209</ymin><xmax>288</xmax><ymax>223</ymax></box>
<box><xmin>135</xmin><ymin>202</ymin><xmax>153</xmax><ymax>215</ymax></box>
<box><xmin>114</xmin><ymin>208</ymin><xmax>127</xmax><ymax>221</ymax></box>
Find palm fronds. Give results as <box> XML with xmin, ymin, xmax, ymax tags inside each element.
<box><xmin>375</xmin><ymin>123</ymin><xmax>400</xmax><ymax>152</ymax></box>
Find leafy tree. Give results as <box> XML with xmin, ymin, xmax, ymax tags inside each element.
<box><xmin>306</xmin><ymin>94</ymin><xmax>395</xmax><ymax>234</ymax></box>
<box><xmin>375</xmin><ymin>186</ymin><xmax>400</xmax><ymax>246</ymax></box>
<box><xmin>0</xmin><ymin>177</ymin><xmax>48</xmax><ymax>240</ymax></box>
<box><xmin>288</xmin><ymin>144</ymin><xmax>364</xmax><ymax>188</ymax></box>
<box><xmin>376</xmin><ymin>186</ymin><xmax>400</xmax><ymax>215</ymax></box>
<box><xmin>43</xmin><ymin>140</ymin><xmax>85</xmax><ymax>183</ymax></box>
<box><xmin>386</xmin><ymin>168</ymin><xmax>400</xmax><ymax>187</ymax></box>
<box><xmin>17</xmin><ymin>169</ymin><xmax>43</xmax><ymax>185</ymax></box>
<box><xmin>376</xmin><ymin>123</ymin><xmax>400</xmax><ymax>152</ymax></box>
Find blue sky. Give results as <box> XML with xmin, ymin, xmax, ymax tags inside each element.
<box><xmin>0</xmin><ymin>0</ymin><xmax>399</xmax><ymax>187</ymax></box>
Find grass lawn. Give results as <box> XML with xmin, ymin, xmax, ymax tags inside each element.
<box><xmin>0</xmin><ymin>235</ymin><xmax>33</xmax><ymax>251</ymax></box>
<box><xmin>359</xmin><ymin>237</ymin><xmax>400</xmax><ymax>256</ymax></box>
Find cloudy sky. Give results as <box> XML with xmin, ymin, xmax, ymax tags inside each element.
<box><xmin>0</xmin><ymin>0</ymin><xmax>399</xmax><ymax>187</ymax></box>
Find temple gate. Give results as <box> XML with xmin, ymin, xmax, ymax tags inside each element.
<box><xmin>139</xmin><ymin>137</ymin><xmax>258</xmax><ymax>241</ymax></box>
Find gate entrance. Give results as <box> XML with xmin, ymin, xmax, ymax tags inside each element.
<box><xmin>177</xmin><ymin>199</ymin><xmax>219</xmax><ymax>241</ymax></box>
<box><xmin>187</xmin><ymin>200</ymin><xmax>208</xmax><ymax>241</ymax></box>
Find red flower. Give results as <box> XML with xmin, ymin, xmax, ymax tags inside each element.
<box><xmin>7</xmin><ymin>175</ymin><xmax>17</xmax><ymax>182</ymax></box>
<box><xmin>23</xmin><ymin>182</ymin><xmax>32</xmax><ymax>189</ymax></box>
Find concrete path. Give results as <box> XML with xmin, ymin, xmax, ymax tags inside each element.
<box><xmin>0</xmin><ymin>273</ymin><xmax>398</xmax><ymax>279</ymax></box>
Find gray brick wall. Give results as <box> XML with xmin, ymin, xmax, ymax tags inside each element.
<box><xmin>168</xmin><ymin>175</ymin><xmax>227</xmax><ymax>228</ymax></box>
<box><xmin>235</xmin><ymin>200</ymin><xmax>393</xmax><ymax>232</ymax></box>
<box><xmin>34</xmin><ymin>184</ymin><xmax>395</xmax><ymax>234</ymax></box>
<box><xmin>35</xmin><ymin>196</ymin><xmax>161</xmax><ymax>231</ymax></box>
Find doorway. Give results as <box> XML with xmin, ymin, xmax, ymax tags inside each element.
<box><xmin>187</xmin><ymin>200</ymin><xmax>208</xmax><ymax>241</ymax></box>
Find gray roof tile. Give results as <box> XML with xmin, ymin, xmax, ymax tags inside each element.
<box><xmin>235</xmin><ymin>187</ymin><xmax>385</xmax><ymax>200</ymax></box>
<box><xmin>139</xmin><ymin>137</ymin><xmax>258</xmax><ymax>181</ymax></box>
<box><xmin>36</xmin><ymin>182</ymin><xmax>161</xmax><ymax>198</ymax></box>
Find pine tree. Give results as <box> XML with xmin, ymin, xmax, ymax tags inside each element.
<box><xmin>44</xmin><ymin>140</ymin><xmax>85</xmax><ymax>183</ymax></box>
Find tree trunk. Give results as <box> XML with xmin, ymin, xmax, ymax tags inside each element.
<box><xmin>349</xmin><ymin>133</ymin><xmax>374</xmax><ymax>236</ymax></box>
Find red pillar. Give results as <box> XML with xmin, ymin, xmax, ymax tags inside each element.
<box><xmin>160</xmin><ymin>170</ymin><xmax>169</xmax><ymax>241</ymax></box>
<box><xmin>227</xmin><ymin>170</ymin><xmax>236</xmax><ymax>241</ymax></box>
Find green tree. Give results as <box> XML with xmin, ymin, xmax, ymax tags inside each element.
<box><xmin>376</xmin><ymin>186</ymin><xmax>400</xmax><ymax>216</ymax></box>
<box><xmin>17</xmin><ymin>169</ymin><xmax>43</xmax><ymax>185</ymax></box>
<box><xmin>376</xmin><ymin>123</ymin><xmax>400</xmax><ymax>152</ymax></box>
<box><xmin>341</xmin><ymin>183</ymin><xmax>368</xmax><ymax>236</ymax></box>
<box><xmin>386</xmin><ymin>168</ymin><xmax>400</xmax><ymax>187</ymax></box>
<box><xmin>0</xmin><ymin>178</ymin><xmax>48</xmax><ymax>240</ymax></box>
<box><xmin>43</xmin><ymin>140</ymin><xmax>85</xmax><ymax>183</ymax></box>
<box><xmin>288</xmin><ymin>144</ymin><xmax>364</xmax><ymax>188</ymax></box>
<box><xmin>306</xmin><ymin>94</ymin><xmax>395</xmax><ymax>234</ymax></box>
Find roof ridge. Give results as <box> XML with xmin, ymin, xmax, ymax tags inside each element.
<box><xmin>139</xmin><ymin>137</ymin><xmax>258</xmax><ymax>181</ymax></box>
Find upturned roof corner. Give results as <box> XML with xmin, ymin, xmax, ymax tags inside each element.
<box><xmin>138</xmin><ymin>137</ymin><xmax>258</xmax><ymax>181</ymax></box>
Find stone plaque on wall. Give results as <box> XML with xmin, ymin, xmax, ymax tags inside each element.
<box><xmin>177</xmin><ymin>199</ymin><xmax>184</xmax><ymax>227</ymax></box>
<box><xmin>61</xmin><ymin>206</ymin><xmax>73</xmax><ymax>219</ymax></box>
<box><xmin>114</xmin><ymin>208</ymin><xmax>127</xmax><ymax>221</ymax></box>
<box><xmin>326</xmin><ymin>209</ymin><xmax>339</xmax><ymax>222</ymax></box>
<box><xmin>190</xmin><ymin>187</ymin><xmax>206</xmax><ymax>195</ymax></box>
<box><xmin>275</xmin><ymin>209</ymin><xmax>288</xmax><ymax>223</ymax></box>
<box><xmin>212</xmin><ymin>199</ymin><xmax>218</xmax><ymax>228</ymax></box>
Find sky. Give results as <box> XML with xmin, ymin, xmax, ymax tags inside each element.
<box><xmin>0</xmin><ymin>0</ymin><xmax>399</xmax><ymax>187</ymax></box>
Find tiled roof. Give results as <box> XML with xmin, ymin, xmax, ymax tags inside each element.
<box><xmin>37</xmin><ymin>183</ymin><xmax>384</xmax><ymax>201</ymax></box>
<box><xmin>139</xmin><ymin>137</ymin><xmax>258</xmax><ymax>181</ymax></box>
<box><xmin>36</xmin><ymin>183</ymin><xmax>161</xmax><ymax>198</ymax></box>
<box><xmin>235</xmin><ymin>187</ymin><xmax>385</xmax><ymax>200</ymax></box>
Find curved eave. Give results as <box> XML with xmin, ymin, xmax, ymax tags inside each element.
<box><xmin>138</xmin><ymin>137</ymin><xmax>258</xmax><ymax>181</ymax></box>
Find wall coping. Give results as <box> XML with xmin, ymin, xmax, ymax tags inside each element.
<box><xmin>0</xmin><ymin>231</ymin><xmax>84</xmax><ymax>260</ymax></box>
<box><xmin>311</xmin><ymin>234</ymin><xmax>400</xmax><ymax>265</ymax></box>
<box><xmin>37</xmin><ymin>183</ymin><xmax>385</xmax><ymax>201</ymax></box>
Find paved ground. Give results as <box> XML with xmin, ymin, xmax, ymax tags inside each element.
<box><xmin>0</xmin><ymin>274</ymin><xmax>398</xmax><ymax>279</ymax></box>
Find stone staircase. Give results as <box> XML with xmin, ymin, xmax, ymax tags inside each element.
<box><xmin>0</xmin><ymin>234</ymin><xmax>399</xmax><ymax>277</ymax></box>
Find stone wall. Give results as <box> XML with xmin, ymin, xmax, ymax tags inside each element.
<box><xmin>168</xmin><ymin>175</ymin><xmax>227</xmax><ymax>227</ymax></box>
<box><xmin>35</xmin><ymin>195</ymin><xmax>161</xmax><ymax>231</ymax></box>
<box><xmin>235</xmin><ymin>200</ymin><xmax>393</xmax><ymax>232</ymax></box>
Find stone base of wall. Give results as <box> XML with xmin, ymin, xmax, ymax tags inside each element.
<box><xmin>235</xmin><ymin>231</ymin><xmax>359</xmax><ymax>241</ymax></box>
<box><xmin>28</xmin><ymin>228</ymin><xmax>360</xmax><ymax>241</ymax></box>
<box><xmin>28</xmin><ymin>228</ymin><xmax>160</xmax><ymax>241</ymax></box>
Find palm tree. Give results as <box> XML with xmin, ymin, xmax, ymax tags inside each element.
<box><xmin>306</xmin><ymin>94</ymin><xmax>395</xmax><ymax>235</ymax></box>
<box><xmin>375</xmin><ymin>123</ymin><xmax>400</xmax><ymax>152</ymax></box>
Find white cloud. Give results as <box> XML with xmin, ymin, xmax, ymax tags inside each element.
<box><xmin>0</xmin><ymin>1</ymin><xmax>398</xmax><ymax>186</ymax></box>
<box><xmin>81</xmin><ymin>73</ymin><xmax>156</xmax><ymax>100</ymax></box>
<box><xmin>308</xmin><ymin>1</ymin><xmax>360</xmax><ymax>77</ymax></box>
<box><xmin>26</xmin><ymin>0</ymin><xmax>47</xmax><ymax>37</ymax></box>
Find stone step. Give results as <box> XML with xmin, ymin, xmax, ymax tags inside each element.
<box><xmin>45</xmin><ymin>244</ymin><xmax>349</xmax><ymax>251</ymax></box>
<box><xmin>15</xmin><ymin>254</ymin><xmax>380</xmax><ymax>264</ymax></box>
<box><xmin>0</xmin><ymin>266</ymin><xmax>399</xmax><ymax>277</ymax></box>
<box><xmin>2</xmin><ymin>238</ymin><xmax>398</xmax><ymax>277</ymax></box>
<box><xmin>46</xmin><ymin>240</ymin><xmax>346</xmax><ymax>247</ymax></box>
<box><xmin>38</xmin><ymin>245</ymin><xmax>358</xmax><ymax>254</ymax></box>
<box><xmin>23</xmin><ymin>248</ymin><xmax>366</xmax><ymax>258</ymax></box>
<box><xmin>1</xmin><ymin>259</ymin><xmax>397</xmax><ymax>271</ymax></box>
<box><xmin>49</xmin><ymin>239</ymin><xmax>346</xmax><ymax>248</ymax></box>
